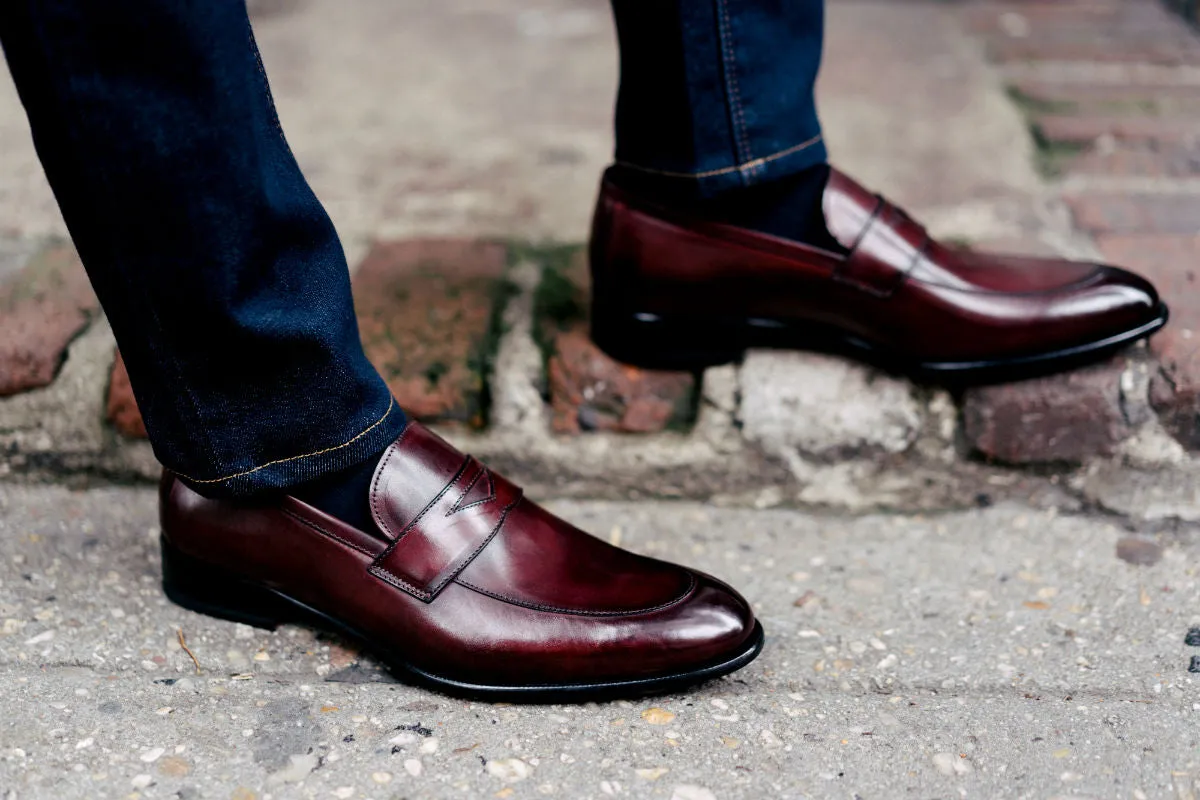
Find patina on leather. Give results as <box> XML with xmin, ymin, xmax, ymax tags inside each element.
<box><xmin>589</xmin><ymin>166</ymin><xmax>1165</xmax><ymax>372</ymax></box>
<box><xmin>160</xmin><ymin>422</ymin><xmax>761</xmax><ymax>697</ymax></box>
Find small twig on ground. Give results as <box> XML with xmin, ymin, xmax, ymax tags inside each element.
<box><xmin>178</xmin><ymin>628</ymin><xmax>201</xmax><ymax>674</ymax></box>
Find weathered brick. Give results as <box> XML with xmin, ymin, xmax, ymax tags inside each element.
<box><xmin>1150</xmin><ymin>362</ymin><xmax>1199</xmax><ymax>451</ymax></box>
<box><xmin>1067</xmin><ymin>145</ymin><xmax>1200</xmax><ymax>178</ymax></box>
<box><xmin>1011</xmin><ymin>80</ymin><xmax>1200</xmax><ymax>116</ymax></box>
<box><xmin>548</xmin><ymin>326</ymin><xmax>696</xmax><ymax>435</ymax></box>
<box><xmin>1097</xmin><ymin>234</ymin><xmax>1200</xmax><ymax>449</ymax></box>
<box><xmin>106</xmin><ymin>350</ymin><xmax>148</xmax><ymax>439</ymax></box>
<box><xmin>0</xmin><ymin>243</ymin><xmax>99</xmax><ymax>396</ymax></box>
<box><xmin>963</xmin><ymin>359</ymin><xmax>1134</xmax><ymax>463</ymax></box>
<box><xmin>532</xmin><ymin>247</ymin><xmax>697</xmax><ymax>435</ymax></box>
<box><xmin>1036</xmin><ymin>114</ymin><xmax>1200</xmax><ymax>146</ymax></box>
<box><xmin>971</xmin><ymin>0</ymin><xmax>1195</xmax><ymax>52</ymax></box>
<box><xmin>964</xmin><ymin>2</ymin><xmax>1123</xmax><ymax>37</ymax></box>
<box><xmin>989</xmin><ymin>37</ymin><xmax>1200</xmax><ymax>67</ymax></box>
<box><xmin>353</xmin><ymin>239</ymin><xmax>509</xmax><ymax>427</ymax></box>
<box><xmin>1066</xmin><ymin>194</ymin><xmax>1200</xmax><ymax>234</ymax></box>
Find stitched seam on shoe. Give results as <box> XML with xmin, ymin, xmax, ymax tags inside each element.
<box><xmin>388</xmin><ymin>458</ymin><xmax>471</xmax><ymax>542</ymax></box>
<box><xmin>615</xmin><ymin>134</ymin><xmax>823</xmax><ymax>180</ymax></box>
<box><xmin>369</xmin><ymin>426</ymin><xmax>410</xmax><ymax>538</ymax></box>
<box><xmin>369</xmin><ymin>565</ymin><xmax>433</xmax><ymax>601</ymax></box>
<box><xmin>425</xmin><ymin>497</ymin><xmax>518</xmax><ymax>596</ymax></box>
<box><xmin>177</xmin><ymin>396</ymin><xmax>396</xmax><ymax>484</ymax></box>
<box><xmin>371</xmin><ymin>496</ymin><xmax>518</xmax><ymax>601</ymax></box>
<box><xmin>446</xmin><ymin>462</ymin><xmax>496</xmax><ymax>516</ymax></box>
<box><xmin>454</xmin><ymin>572</ymin><xmax>698</xmax><ymax>618</ymax></box>
<box><xmin>281</xmin><ymin>508</ymin><xmax>375</xmax><ymax>558</ymax></box>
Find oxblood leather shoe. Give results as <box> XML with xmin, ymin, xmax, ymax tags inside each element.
<box><xmin>589</xmin><ymin>167</ymin><xmax>1168</xmax><ymax>379</ymax></box>
<box><xmin>159</xmin><ymin>422</ymin><xmax>762</xmax><ymax>700</ymax></box>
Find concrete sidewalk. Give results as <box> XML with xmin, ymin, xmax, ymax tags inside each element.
<box><xmin>3</xmin><ymin>483</ymin><xmax>1200</xmax><ymax>799</ymax></box>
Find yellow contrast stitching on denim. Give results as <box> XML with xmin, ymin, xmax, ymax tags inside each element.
<box><xmin>715</xmin><ymin>0</ymin><xmax>752</xmax><ymax>166</ymax></box>
<box><xmin>176</xmin><ymin>395</ymin><xmax>396</xmax><ymax>484</ymax></box>
<box><xmin>616</xmin><ymin>134</ymin><xmax>824</xmax><ymax>180</ymax></box>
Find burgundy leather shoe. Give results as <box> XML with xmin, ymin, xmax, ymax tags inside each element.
<box><xmin>589</xmin><ymin>167</ymin><xmax>1168</xmax><ymax>379</ymax></box>
<box><xmin>159</xmin><ymin>422</ymin><xmax>762</xmax><ymax>700</ymax></box>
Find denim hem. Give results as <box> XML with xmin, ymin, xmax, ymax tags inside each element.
<box><xmin>615</xmin><ymin>134</ymin><xmax>827</xmax><ymax>195</ymax></box>
<box><xmin>171</xmin><ymin>395</ymin><xmax>409</xmax><ymax>497</ymax></box>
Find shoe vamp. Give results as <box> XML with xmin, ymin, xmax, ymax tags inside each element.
<box><xmin>909</xmin><ymin>245</ymin><xmax>1099</xmax><ymax>294</ymax></box>
<box><xmin>454</xmin><ymin>498</ymin><xmax>694</xmax><ymax>615</ymax></box>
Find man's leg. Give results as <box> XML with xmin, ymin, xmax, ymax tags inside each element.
<box><xmin>607</xmin><ymin>0</ymin><xmax>837</xmax><ymax>248</ymax></box>
<box><xmin>0</xmin><ymin>1</ymin><xmax>405</xmax><ymax>505</ymax></box>
<box><xmin>0</xmin><ymin>0</ymin><xmax>763</xmax><ymax>698</ymax></box>
<box><xmin>591</xmin><ymin>0</ymin><xmax>1163</xmax><ymax>378</ymax></box>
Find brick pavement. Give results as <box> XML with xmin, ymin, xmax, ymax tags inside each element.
<box><xmin>961</xmin><ymin>0</ymin><xmax>1200</xmax><ymax>461</ymax></box>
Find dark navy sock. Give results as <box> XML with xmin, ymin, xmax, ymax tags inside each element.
<box><xmin>292</xmin><ymin>449</ymin><xmax>387</xmax><ymax>533</ymax></box>
<box><xmin>609</xmin><ymin>162</ymin><xmax>847</xmax><ymax>254</ymax></box>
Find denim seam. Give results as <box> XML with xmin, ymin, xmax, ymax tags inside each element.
<box><xmin>615</xmin><ymin>133</ymin><xmax>824</xmax><ymax>180</ymax></box>
<box><xmin>714</xmin><ymin>0</ymin><xmax>753</xmax><ymax>169</ymax></box>
<box><xmin>176</xmin><ymin>395</ymin><xmax>395</xmax><ymax>484</ymax></box>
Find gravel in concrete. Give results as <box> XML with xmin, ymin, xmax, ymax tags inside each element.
<box><xmin>2</xmin><ymin>484</ymin><xmax>1199</xmax><ymax>799</ymax></box>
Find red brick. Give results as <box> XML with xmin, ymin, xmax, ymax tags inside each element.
<box><xmin>963</xmin><ymin>359</ymin><xmax>1135</xmax><ymax>463</ymax></box>
<box><xmin>106</xmin><ymin>350</ymin><xmax>148</xmax><ymax>439</ymax></box>
<box><xmin>1067</xmin><ymin>145</ymin><xmax>1200</xmax><ymax>178</ymax></box>
<box><xmin>970</xmin><ymin>0</ymin><xmax>1195</xmax><ymax>48</ymax></box>
<box><xmin>1066</xmin><ymin>194</ymin><xmax>1200</xmax><ymax>234</ymax></box>
<box><xmin>963</xmin><ymin>2</ymin><xmax>1123</xmax><ymax>37</ymax></box>
<box><xmin>1097</xmin><ymin>234</ymin><xmax>1200</xmax><ymax>449</ymax></box>
<box><xmin>1036</xmin><ymin>114</ymin><xmax>1199</xmax><ymax>146</ymax></box>
<box><xmin>1011</xmin><ymin>80</ymin><xmax>1200</xmax><ymax>115</ymax></box>
<box><xmin>1150</xmin><ymin>363</ymin><xmax>1199</xmax><ymax>450</ymax></box>
<box><xmin>548</xmin><ymin>326</ymin><xmax>696</xmax><ymax>435</ymax></box>
<box><xmin>989</xmin><ymin>37</ymin><xmax>1200</xmax><ymax>66</ymax></box>
<box><xmin>0</xmin><ymin>243</ymin><xmax>99</xmax><ymax>396</ymax></box>
<box><xmin>352</xmin><ymin>239</ymin><xmax>508</xmax><ymax>427</ymax></box>
<box><xmin>534</xmin><ymin>250</ymin><xmax>696</xmax><ymax>435</ymax></box>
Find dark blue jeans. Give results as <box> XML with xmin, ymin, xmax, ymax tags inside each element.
<box><xmin>0</xmin><ymin>0</ymin><xmax>825</xmax><ymax>496</ymax></box>
<box><xmin>612</xmin><ymin>0</ymin><xmax>827</xmax><ymax>196</ymax></box>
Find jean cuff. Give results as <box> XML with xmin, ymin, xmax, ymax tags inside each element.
<box><xmin>170</xmin><ymin>395</ymin><xmax>409</xmax><ymax>498</ymax></box>
<box><xmin>615</xmin><ymin>133</ymin><xmax>828</xmax><ymax>198</ymax></box>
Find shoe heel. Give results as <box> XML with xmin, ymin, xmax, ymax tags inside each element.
<box><xmin>590</xmin><ymin>306</ymin><xmax>743</xmax><ymax>371</ymax></box>
<box><xmin>160</xmin><ymin>536</ymin><xmax>289</xmax><ymax>630</ymax></box>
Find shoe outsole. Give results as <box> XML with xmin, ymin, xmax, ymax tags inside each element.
<box><xmin>160</xmin><ymin>535</ymin><xmax>765</xmax><ymax>702</ymax></box>
<box><xmin>592</xmin><ymin>302</ymin><xmax>1170</xmax><ymax>385</ymax></box>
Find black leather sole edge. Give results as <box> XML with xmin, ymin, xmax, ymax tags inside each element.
<box><xmin>160</xmin><ymin>535</ymin><xmax>765</xmax><ymax>702</ymax></box>
<box><xmin>592</xmin><ymin>302</ymin><xmax>1170</xmax><ymax>386</ymax></box>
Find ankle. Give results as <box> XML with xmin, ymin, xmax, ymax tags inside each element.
<box><xmin>609</xmin><ymin>163</ymin><xmax>846</xmax><ymax>254</ymax></box>
<box><xmin>291</xmin><ymin>448</ymin><xmax>388</xmax><ymax>532</ymax></box>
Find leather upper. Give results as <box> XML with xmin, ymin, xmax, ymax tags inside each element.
<box><xmin>591</xmin><ymin>167</ymin><xmax>1161</xmax><ymax>364</ymax></box>
<box><xmin>161</xmin><ymin>422</ymin><xmax>756</xmax><ymax>686</ymax></box>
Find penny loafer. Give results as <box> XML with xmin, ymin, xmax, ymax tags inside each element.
<box><xmin>589</xmin><ymin>166</ymin><xmax>1168</xmax><ymax>379</ymax></box>
<box><xmin>159</xmin><ymin>421</ymin><xmax>763</xmax><ymax>700</ymax></box>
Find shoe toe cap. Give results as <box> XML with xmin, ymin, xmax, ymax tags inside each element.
<box><xmin>1062</xmin><ymin>264</ymin><xmax>1164</xmax><ymax>336</ymax></box>
<box><xmin>648</xmin><ymin>568</ymin><xmax>758</xmax><ymax>671</ymax></box>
